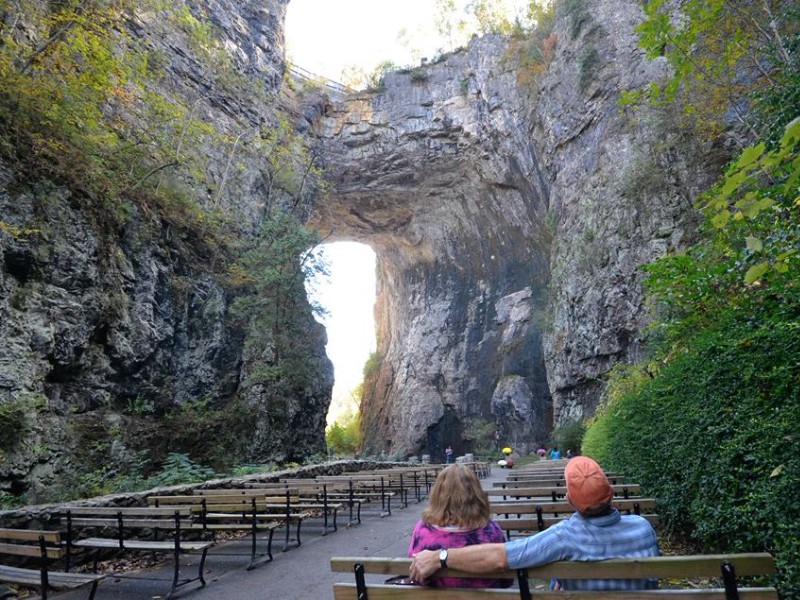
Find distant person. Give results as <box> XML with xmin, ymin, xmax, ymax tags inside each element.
<box><xmin>566</xmin><ymin>448</ymin><xmax>574</xmax><ymax>459</ymax></box>
<box><xmin>408</xmin><ymin>464</ymin><xmax>512</xmax><ymax>588</ymax></box>
<box><xmin>410</xmin><ymin>456</ymin><xmax>659</xmax><ymax>590</ymax></box>
<box><xmin>549</xmin><ymin>446</ymin><xmax>561</xmax><ymax>460</ymax></box>
<box><xmin>445</xmin><ymin>446</ymin><xmax>453</xmax><ymax>464</ymax></box>
<box><xmin>537</xmin><ymin>445</ymin><xmax>547</xmax><ymax>459</ymax></box>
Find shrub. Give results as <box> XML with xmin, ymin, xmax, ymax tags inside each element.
<box><xmin>548</xmin><ymin>420</ymin><xmax>586</xmax><ymax>456</ymax></box>
<box><xmin>326</xmin><ymin>411</ymin><xmax>360</xmax><ymax>456</ymax></box>
<box><xmin>146</xmin><ymin>453</ymin><xmax>215</xmax><ymax>487</ymax></box>
<box><xmin>584</xmin><ymin>321</ymin><xmax>800</xmax><ymax>596</ymax></box>
<box><xmin>410</xmin><ymin>69</ymin><xmax>429</xmax><ymax>83</ymax></box>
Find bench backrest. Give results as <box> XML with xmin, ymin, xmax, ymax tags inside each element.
<box><xmin>331</xmin><ymin>554</ymin><xmax>778</xmax><ymax>599</ymax></box>
<box><xmin>491</xmin><ymin>498</ymin><xmax>657</xmax><ymax>516</ymax></box>
<box><xmin>486</xmin><ymin>483</ymin><xmax>641</xmax><ymax>499</ymax></box>
<box><xmin>0</xmin><ymin>528</ymin><xmax>65</xmax><ymax>560</ymax></box>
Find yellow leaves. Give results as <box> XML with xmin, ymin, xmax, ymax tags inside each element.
<box><xmin>745</xmin><ymin>236</ymin><xmax>763</xmax><ymax>252</ymax></box>
<box><xmin>744</xmin><ymin>262</ymin><xmax>769</xmax><ymax>285</ymax></box>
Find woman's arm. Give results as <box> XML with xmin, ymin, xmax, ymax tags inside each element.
<box><xmin>409</xmin><ymin>543</ymin><xmax>508</xmax><ymax>584</ymax></box>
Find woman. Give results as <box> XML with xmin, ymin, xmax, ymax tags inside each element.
<box><xmin>408</xmin><ymin>464</ymin><xmax>511</xmax><ymax>588</ymax></box>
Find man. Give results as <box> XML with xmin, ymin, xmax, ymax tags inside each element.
<box><xmin>409</xmin><ymin>456</ymin><xmax>659</xmax><ymax>590</ymax></box>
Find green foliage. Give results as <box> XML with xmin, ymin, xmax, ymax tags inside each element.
<box><xmin>364</xmin><ymin>61</ymin><xmax>397</xmax><ymax>93</ymax></box>
<box><xmin>0</xmin><ymin>493</ymin><xmax>23</xmax><ymax>510</ymax></box>
<box><xmin>583</xmin><ymin>322</ymin><xmax>800</xmax><ymax>596</ymax></box>
<box><xmin>462</xmin><ymin>418</ymin><xmax>496</xmax><ymax>457</ymax></box>
<box><xmin>548</xmin><ymin>419</ymin><xmax>585</xmax><ymax>454</ymax></box>
<box><xmin>410</xmin><ymin>68</ymin><xmax>430</xmax><ymax>83</ymax></box>
<box><xmin>326</xmin><ymin>411</ymin><xmax>361</xmax><ymax>456</ymax></box>
<box><xmin>362</xmin><ymin>351</ymin><xmax>383</xmax><ymax>379</ymax></box>
<box><xmin>146</xmin><ymin>452</ymin><xmax>215</xmax><ymax>487</ymax></box>
<box><xmin>0</xmin><ymin>0</ymin><xmax>267</xmax><ymax>244</ymax></box>
<box><xmin>625</xmin><ymin>0</ymin><xmax>799</xmax><ymax>141</ymax></box>
<box><xmin>508</xmin><ymin>1</ymin><xmax>556</xmax><ymax>91</ymax></box>
<box><xmin>229</xmin><ymin>212</ymin><xmax>326</xmax><ymax>393</ymax></box>
<box><xmin>163</xmin><ymin>396</ymin><xmax>252</xmax><ymax>469</ymax></box>
<box><xmin>696</xmin><ymin>117</ymin><xmax>800</xmax><ymax>284</ymax></box>
<box><xmin>124</xmin><ymin>395</ymin><xmax>156</xmax><ymax>416</ymax></box>
<box><xmin>0</xmin><ymin>395</ymin><xmax>45</xmax><ymax>451</ymax></box>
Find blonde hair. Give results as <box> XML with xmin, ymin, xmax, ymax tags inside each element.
<box><xmin>421</xmin><ymin>464</ymin><xmax>491</xmax><ymax>530</ymax></box>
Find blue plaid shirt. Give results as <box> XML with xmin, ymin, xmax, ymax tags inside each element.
<box><xmin>504</xmin><ymin>508</ymin><xmax>660</xmax><ymax>590</ymax></box>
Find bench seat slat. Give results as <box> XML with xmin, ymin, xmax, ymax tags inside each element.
<box><xmin>0</xmin><ymin>565</ymin><xmax>104</xmax><ymax>590</ymax></box>
<box><xmin>66</xmin><ymin>507</ymin><xmax>192</xmax><ymax>516</ymax></box>
<box><xmin>68</xmin><ymin>517</ymin><xmax>195</xmax><ymax>529</ymax></box>
<box><xmin>72</xmin><ymin>537</ymin><xmax>213</xmax><ymax>552</ymax></box>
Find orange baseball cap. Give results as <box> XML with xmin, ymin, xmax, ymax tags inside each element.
<box><xmin>564</xmin><ymin>456</ymin><xmax>613</xmax><ymax>511</ymax></box>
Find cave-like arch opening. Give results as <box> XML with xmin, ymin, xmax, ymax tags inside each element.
<box><xmin>306</xmin><ymin>241</ymin><xmax>377</xmax><ymax>426</ymax></box>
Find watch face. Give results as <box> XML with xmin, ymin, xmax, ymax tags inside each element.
<box><xmin>439</xmin><ymin>549</ymin><xmax>448</xmax><ymax>566</ymax></box>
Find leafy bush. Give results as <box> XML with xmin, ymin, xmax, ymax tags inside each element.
<box><xmin>0</xmin><ymin>395</ymin><xmax>43</xmax><ymax>451</ymax></box>
<box><xmin>326</xmin><ymin>411</ymin><xmax>360</xmax><ymax>456</ymax></box>
<box><xmin>548</xmin><ymin>419</ymin><xmax>585</xmax><ymax>455</ymax></box>
<box><xmin>146</xmin><ymin>453</ymin><xmax>215</xmax><ymax>487</ymax></box>
<box><xmin>584</xmin><ymin>321</ymin><xmax>800</xmax><ymax>596</ymax></box>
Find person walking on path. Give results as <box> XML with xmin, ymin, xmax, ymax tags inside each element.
<box><xmin>445</xmin><ymin>446</ymin><xmax>453</xmax><ymax>464</ymax></box>
<box><xmin>410</xmin><ymin>456</ymin><xmax>659</xmax><ymax>591</ymax></box>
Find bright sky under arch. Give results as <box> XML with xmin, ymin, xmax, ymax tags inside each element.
<box><xmin>306</xmin><ymin>242</ymin><xmax>377</xmax><ymax>425</ymax></box>
<box><xmin>285</xmin><ymin>0</ymin><xmax>534</xmax><ymax>83</ymax></box>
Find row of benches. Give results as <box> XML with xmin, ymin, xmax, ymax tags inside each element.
<box><xmin>0</xmin><ymin>463</ymin><xmax>465</xmax><ymax>599</ymax></box>
<box><xmin>330</xmin><ymin>460</ymin><xmax>776</xmax><ymax>598</ymax></box>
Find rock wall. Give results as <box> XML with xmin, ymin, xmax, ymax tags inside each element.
<box><xmin>306</xmin><ymin>0</ymin><xmax>728</xmax><ymax>456</ymax></box>
<box><xmin>0</xmin><ymin>0</ymin><xmax>333</xmax><ymax>501</ymax></box>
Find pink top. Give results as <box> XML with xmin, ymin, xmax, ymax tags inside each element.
<box><xmin>408</xmin><ymin>520</ymin><xmax>513</xmax><ymax>588</ymax></box>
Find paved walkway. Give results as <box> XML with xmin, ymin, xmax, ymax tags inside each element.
<box><xmin>50</xmin><ymin>467</ymin><xmax>506</xmax><ymax>600</ymax></box>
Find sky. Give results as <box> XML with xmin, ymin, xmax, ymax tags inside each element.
<box><xmin>305</xmin><ymin>242</ymin><xmax>376</xmax><ymax>424</ymax></box>
<box><xmin>285</xmin><ymin>0</ymin><xmax>532</xmax><ymax>83</ymax></box>
<box><xmin>286</xmin><ymin>0</ymin><xmax>446</xmax><ymax>82</ymax></box>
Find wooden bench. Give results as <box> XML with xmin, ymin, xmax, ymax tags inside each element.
<box><xmin>330</xmin><ymin>553</ymin><xmax>779</xmax><ymax>599</ymax></box>
<box><xmin>486</xmin><ymin>483</ymin><xmax>641</xmax><ymax>502</ymax></box>
<box><xmin>199</xmin><ymin>486</ymin><xmax>342</xmax><ymax>535</ymax></box>
<box><xmin>0</xmin><ymin>528</ymin><xmax>105</xmax><ymax>600</ymax></box>
<box><xmin>493</xmin><ymin>475</ymin><xmax>630</xmax><ymax>488</ymax></box>
<box><xmin>490</xmin><ymin>499</ymin><xmax>659</xmax><ymax>539</ymax></box>
<box><xmin>315</xmin><ymin>476</ymin><xmax>399</xmax><ymax>517</ymax></box>
<box><xmin>148</xmin><ymin>493</ymin><xmax>305</xmax><ymax>559</ymax></box>
<box><xmin>61</xmin><ymin>506</ymin><xmax>213</xmax><ymax>599</ymax></box>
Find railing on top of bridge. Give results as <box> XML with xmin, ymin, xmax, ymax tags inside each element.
<box><xmin>287</xmin><ymin>64</ymin><xmax>355</xmax><ymax>95</ymax></box>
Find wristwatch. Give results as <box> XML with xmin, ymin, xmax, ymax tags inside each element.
<box><xmin>439</xmin><ymin>548</ymin><xmax>448</xmax><ymax>568</ymax></box>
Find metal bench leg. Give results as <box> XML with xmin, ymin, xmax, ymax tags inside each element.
<box><xmin>197</xmin><ymin>547</ymin><xmax>209</xmax><ymax>588</ymax></box>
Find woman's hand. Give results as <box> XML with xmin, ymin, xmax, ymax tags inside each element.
<box><xmin>409</xmin><ymin>549</ymin><xmax>440</xmax><ymax>584</ymax></box>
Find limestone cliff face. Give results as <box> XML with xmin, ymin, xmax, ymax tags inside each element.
<box><xmin>309</xmin><ymin>38</ymin><xmax>554</xmax><ymax>458</ymax></box>
<box><xmin>0</xmin><ymin>0</ymin><xmax>333</xmax><ymax>500</ymax></box>
<box><xmin>307</xmin><ymin>0</ymin><xmax>727</xmax><ymax>456</ymax></box>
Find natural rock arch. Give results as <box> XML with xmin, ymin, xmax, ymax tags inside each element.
<box><xmin>305</xmin><ymin>38</ymin><xmax>553</xmax><ymax>457</ymax></box>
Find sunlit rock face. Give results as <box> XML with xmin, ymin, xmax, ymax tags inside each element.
<box><xmin>306</xmin><ymin>0</ymin><xmax>724</xmax><ymax>457</ymax></box>
<box><xmin>308</xmin><ymin>36</ymin><xmax>554</xmax><ymax>457</ymax></box>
